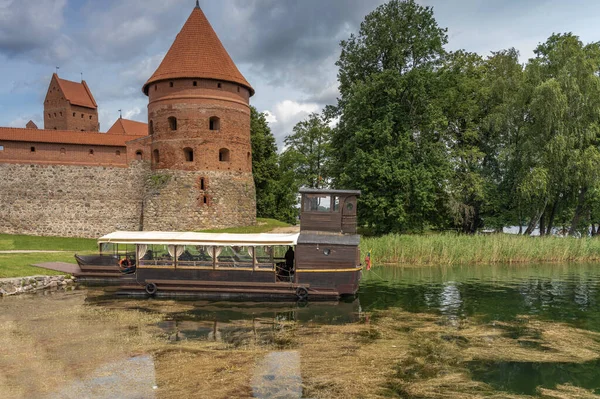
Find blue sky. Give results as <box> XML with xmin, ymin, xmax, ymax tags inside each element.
<box><xmin>1</xmin><ymin>0</ymin><xmax>600</xmax><ymax>146</ymax></box>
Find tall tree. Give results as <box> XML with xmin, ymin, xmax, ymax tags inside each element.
<box><xmin>331</xmin><ymin>0</ymin><xmax>450</xmax><ymax>234</ymax></box>
<box><xmin>250</xmin><ymin>107</ymin><xmax>298</xmax><ymax>223</ymax></box>
<box><xmin>283</xmin><ymin>113</ymin><xmax>332</xmax><ymax>189</ymax></box>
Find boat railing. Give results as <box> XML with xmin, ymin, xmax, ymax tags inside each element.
<box><xmin>137</xmin><ymin>256</ymin><xmax>287</xmax><ymax>270</ymax></box>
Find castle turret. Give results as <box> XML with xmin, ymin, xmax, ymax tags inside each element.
<box><xmin>141</xmin><ymin>4</ymin><xmax>256</xmax><ymax>231</ymax></box>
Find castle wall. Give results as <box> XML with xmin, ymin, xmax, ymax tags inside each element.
<box><xmin>0</xmin><ymin>162</ymin><xmax>149</xmax><ymax>238</ymax></box>
<box><xmin>142</xmin><ymin>169</ymin><xmax>256</xmax><ymax>231</ymax></box>
<box><xmin>0</xmin><ymin>141</ymin><xmax>129</xmax><ymax>167</ymax></box>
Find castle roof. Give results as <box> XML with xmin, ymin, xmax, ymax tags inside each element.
<box><xmin>143</xmin><ymin>6</ymin><xmax>253</xmax><ymax>95</ymax></box>
<box><xmin>107</xmin><ymin>118</ymin><xmax>148</xmax><ymax>136</ymax></box>
<box><xmin>0</xmin><ymin>127</ymin><xmax>143</xmax><ymax>147</ymax></box>
<box><xmin>54</xmin><ymin>74</ymin><xmax>98</xmax><ymax>109</ymax></box>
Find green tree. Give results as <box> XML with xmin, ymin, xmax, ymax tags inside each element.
<box><xmin>250</xmin><ymin>107</ymin><xmax>298</xmax><ymax>223</ymax></box>
<box><xmin>331</xmin><ymin>0</ymin><xmax>450</xmax><ymax>234</ymax></box>
<box><xmin>283</xmin><ymin>113</ymin><xmax>332</xmax><ymax>189</ymax></box>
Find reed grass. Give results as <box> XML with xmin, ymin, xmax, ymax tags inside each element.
<box><xmin>361</xmin><ymin>233</ymin><xmax>600</xmax><ymax>266</ymax></box>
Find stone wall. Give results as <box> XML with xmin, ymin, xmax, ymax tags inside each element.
<box><xmin>143</xmin><ymin>169</ymin><xmax>256</xmax><ymax>231</ymax></box>
<box><xmin>0</xmin><ymin>162</ymin><xmax>256</xmax><ymax>238</ymax></box>
<box><xmin>0</xmin><ymin>275</ymin><xmax>75</xmax><ymax>297</ymax></box>
<box><xmin>0</xmin><ymin>162</ymin><xmax>149</xmax><ymax>238</ymax></box>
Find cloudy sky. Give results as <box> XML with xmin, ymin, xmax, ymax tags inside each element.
<box><xmin>1</xmin><ymin>0</ymin><xmax>600</xmax><ymax>147</ymax></box>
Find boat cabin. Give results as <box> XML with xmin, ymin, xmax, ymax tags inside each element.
<box><xmin>75</xmin><ymin>188</ymin><xmax>362</xmax><ymax>300</ymax></box>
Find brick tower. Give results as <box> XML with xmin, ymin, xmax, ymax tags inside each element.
<box><xmin>141</xmin><ymin>3</ymin><xmax>256</xmax><ymax>230</ymax></box>
<box><xmin>44</xmin><ymin>73</ymin><xmax>99</xmax><ymax>132</ymax></box>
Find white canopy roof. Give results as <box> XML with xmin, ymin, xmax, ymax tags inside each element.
<box><xmin>98</xmin><ymin>231</ymin><xmax>299</xmax><ymax>247</ymax></box>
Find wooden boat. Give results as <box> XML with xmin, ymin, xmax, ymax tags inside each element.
<box><xmin>74</xmin><ymin>189</ymin><xmax>362</xmax><ymax>300</ymax></box>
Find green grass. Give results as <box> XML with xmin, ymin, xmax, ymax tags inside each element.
<box><xmin>361</xmin><ymin>233</ymin><xmax>600</xmax><ymax>266</ymax></box>
<box><xmin>0</xmin><ymin>234</ymin><xmax>97</xmax><ymax>252</ymax></box>
<box><xmin>200</xmin><ymin>218</ymin><xmax>292</xmax><ymax>234</ymax></box>
<box><xmin>0</xmin><ymin>253</ymin><xmax>80</xmax><ymax>278</ymax></box>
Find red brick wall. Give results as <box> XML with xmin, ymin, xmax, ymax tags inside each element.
<box><xmin>147</xmin><ymin>78</ymin><xmax>252</xmax><ymax>173</ymax></box>
<box><xmin>0</xmin><ymin>141</ymin><xmax>129</xmax><ymax>167</ymax></box>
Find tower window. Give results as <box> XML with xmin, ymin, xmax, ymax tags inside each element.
<box><xmin>89</xmin><ymin>149</ymin><xmax>94</xmax><ymax>155</ymax></box>
<box><xmin>81</xmin><ymin>114</ymin><xmax>84</xmax><ymax>118</ymax></box>
<box><xmin>155</xmin><ymin>85</ymin><xmax>157</xmax><ymax>91</ymax></box>
<box><xmin>0</xmin><ymin>145</ymin><xmax>4</xmax><ymax>151</ymax></box>
<box><xmin>60</xmin><ymin>148</ymin><xmax>66</xmax><ymax>155</ymax></box>
<box><xmin>203</xmin><ymin>196</ymin><xmax>208</xmax><ymax>205</ymax></box>
<box><xmin>168</xmin><ymin>116</ymin><xmax>177</xmax><ymax>131</ymax></box>
<box><xmin>31</xmin><ymin>147</ymin><xmax>36</xmax><ymax>152</ymax></box>
<box><xmin>184</xmin><ymin>147</ymin><xmax>194</xmax><ymax>162</ymax></box>
<box><xmin>193</xmin><ymin>81</ymin><xmax>197</xmax><ymax>86</ymax></box>
<box><xmin>200</xmin><ymin>177</ymin><xmax>205</xmax><ymax>190</ymax></box>
<box><xmin>60</xmin><ymin>112</ymin><xmax>63</xmax><ymax>116</ymax></box>
<box><xmin>116</xmin><ymin>150</ymin><xmax>121</xmax><ymax>156</ymax></box>
<box><xmin>237</xmin><ymin>87</ymin><xmax>240</xmax><ymax>92</ymax></box>
<box><xmin>73</xmin><ymin>112</ymin><xmax>76</xmax><ymax>117</ymax></box>
<box><xmin>149</xmin><ymin>120</ymin><xmax>154</xmax><ymax>135</ymax></box>
<box><xmin>153</xmin><ymin>149</ymin><xmax>160</xmax><ymax>164</ymax></box>
<box><xmin>48</xmin><ymin>113</ymin><xmax>51</xmax><ymax>118</ymax></box>
<box><xmin>89</xmin><ymin>115</ymin><xmax>92</xmax><ymax>120</ymax></box>
<box><xmin>209</xmin><ymin>116</ymin><xmax>220</xmax><ymax>131</ymax></box>
<box><xmin>136</xmin><ymin>151</ymin><xmax>143</xmax><ymax>160</ymax></box>
<box><xmin>169</xmin><ymin>82</ymin><xmax>174</xmax><ymax>88</ymax></box>
<box><xmin>217</xmin><ymin>82</ymin><xmax>222</xmax><ymax>89</ymax></box>
<box><xmin>54</xmin><ymin>113</ymin><xmax>57</xmax><ymax>117</ymax></box>
<box><xmin>219</xmin><ymin>148</ymin><xmax>230</xmax><ymax>162</ymax></box>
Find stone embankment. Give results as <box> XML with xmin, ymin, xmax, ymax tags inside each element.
<box><xmin>0</xmin><ymin>275</ymin><xmax>75</xmax><ymax>297</ymax></box>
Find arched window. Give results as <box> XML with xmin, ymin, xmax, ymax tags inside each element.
<box><xmin>149</xmin><ymin>120</ymin><xmax>154</xmax><ymax>135</ymax></box>
<box><xmin>168</xmin><ymin>116</ymin><xmax>177</xmax><ymax>131</ymax></box>
<box><xmin>183</xmin><ymin>147</ymin><xmax>194</xmax><ymax>162</ymax></box>
<box><xmin>219</xmin><ymin>148</ymin><xmax>230</xmax><ymax>162</ymax></box>
<box><xmin>153</xmin><ymin>149</ymin><xmax>160</xmax><ymax>164</ymax></box>
<box><xmin>89</xmin><ymin>149</ymin><xmax>94</xmax><ymax>156</ymax></box>
<box><xmin>209</xmin><ymin>116</ymin><xmax>220</xmax><ymax>131</ymax></box>
<box><xmin>136</xmin><ymin>151</ymin><xmax>143</xmax><ymax>160</ymax></box>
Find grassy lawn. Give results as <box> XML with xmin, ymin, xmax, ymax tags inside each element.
<box><xmin>0</xmin><ymin>234</ymin><xmax>97</xmax><ymax>252</ymax></box>
<box><xmin>200</xmin><ymin>218</ymin><xmax>292</xmax><ymax>234</ymax></box>
<box><xmin>0</xmin><ymin>253</ymin><xmax>81</xmax><ymax>278</ymax></box>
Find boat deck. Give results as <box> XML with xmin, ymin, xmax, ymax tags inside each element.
<box><xmin>33</xmin><ymin>262</ymin><xmax>82</xmax><ymax>274</ymax></box>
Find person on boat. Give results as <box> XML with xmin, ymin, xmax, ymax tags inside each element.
<box><xmin>284</xmin><ymin>246</ymin><xmax>295</xmax><ymax>275</ymax></box>
<box><xmin>119</xmin><ymin>257</ymin><xmax>136</xmax><ymax>274</ymax></box>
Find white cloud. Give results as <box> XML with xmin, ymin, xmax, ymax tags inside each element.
<box><xmin>8</xmin><ymin>114</ymin><xmax>41</xmax><ymax>128</ymax></box>
<box><xmin>263</xmin><ymin>110</ymin><xmax>278</xmax><ymax>124</ymax></box>
<box><xmin>264</xmin><ymin>100</ymin><xmax>322</xmax><ymax>147</ymax></box>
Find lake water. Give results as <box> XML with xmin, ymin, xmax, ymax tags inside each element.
<box><xmin>2</xmin><ymin>263</ymin><xmax>600</xmax><ymax>398</ymax></box>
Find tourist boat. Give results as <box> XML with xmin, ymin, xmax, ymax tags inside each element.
<box><xmin>74</xmin><ymin>189</ymin><xmax>362</xmax><ymax>300</ymax></box>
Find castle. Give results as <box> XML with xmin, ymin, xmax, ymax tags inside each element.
<box><xmin>0</xmin><ymin>4</ymin><xmax>257</xmax><ymax>238</ymax></box>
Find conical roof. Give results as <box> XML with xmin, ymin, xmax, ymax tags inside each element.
<box><xmin>143</xmin><ymin>6</ymin><xmax>253</xmax><ymax>96</ymax></box>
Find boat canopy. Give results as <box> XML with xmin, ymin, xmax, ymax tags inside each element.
<box><xmin>98</xmin><ymin>231</ymin><xmax>300</xmax><ymax>247</ymax></box>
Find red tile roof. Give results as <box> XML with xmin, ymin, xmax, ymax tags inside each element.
<box><xmin>55</xmin><ymin>74</ymin><xmax>98</xmax><ymax>109</ymax></box>
<box><xmin>143</xmin><ymin>7</ymin><xmax>253</xmax><ymax>95</ymax></box>
<box><xmin>0</xmin><ymin>127</ymin><xmax>143</xmax><ymax>147</ymax></box>
<box><xmin>107</xmin><ymin>118</ymin><xmax>148</xmax><ymax>136</ymax></box>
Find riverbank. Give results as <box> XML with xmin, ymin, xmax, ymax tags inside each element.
<box><xmin>361</xmin><ymin>233</ymin><xmax>600</xmax><ymax>266</ymax></box>
<box><xmin>0</xmin><ymin>275</ymin><xmax>76</xmax><ymax>297</ymax></box>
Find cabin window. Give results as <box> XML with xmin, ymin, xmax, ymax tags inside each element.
<box><xmin>89</xmin><ymin>149</ymin><xmax>94</xmax><ymax>156</ymax></box>
<box><xmin>153</xmin><ymin>149</ymin><xmax>160</xmax><ymax>164</ymax></box>
<box><xmin>149</xmin><ymin>120</ymin><xmax>154</xmax><ymax>135</ymax></box>
<box><xmin>136</xmin><ymin>151</ymin><xmax>143</xmax><ymax>160</ymax></box>
<box><xmin>346</xmin><ymin>202</ymin><xmax>354</xmax><ymax>211</ymax></box>
<box><xmin>116</xmin><ymin>150</ymin><xmax>121</xmax><ymax>156</ymax></box>
<box><xmin>209</xmin><ymin>116</ymin><xmax>220</xmax><ymax>131</ymax></box>
<box><xmin>184</xmin><ymin>147</ymin><xmax>194</xmax><ymax>162</ymax></box>
<box><xmin>323</xmin><ymin>249</ymin><xmax>331</xmax><ymax>256</ymax></box>
<box><xmin>333</xmin><ymin>197</ymin><xmax>340</xmax><ymax>212</ymax></box>
<box><xmin>30</xmin><ymin>147</ymin><xmax>36</xmax><ymax>153</ymax></box>
<box><xmin>60</xmin><ymin>148</ymin><xmax>66</xmax><ymax>155</ymax></box>
<box><xmin>168</xmin><ymin>116</ymin><xmax>177</xmax><ymax>131</ymax></box>
<box><xmin>219</xmin><ymin>148</ymin><xmax>230</xmax><ymax>162</ymax></box>
<box><xmin>304</xmin><ymin>194</ymin><xmax>332</xmax><ymax>212</ymax></box>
